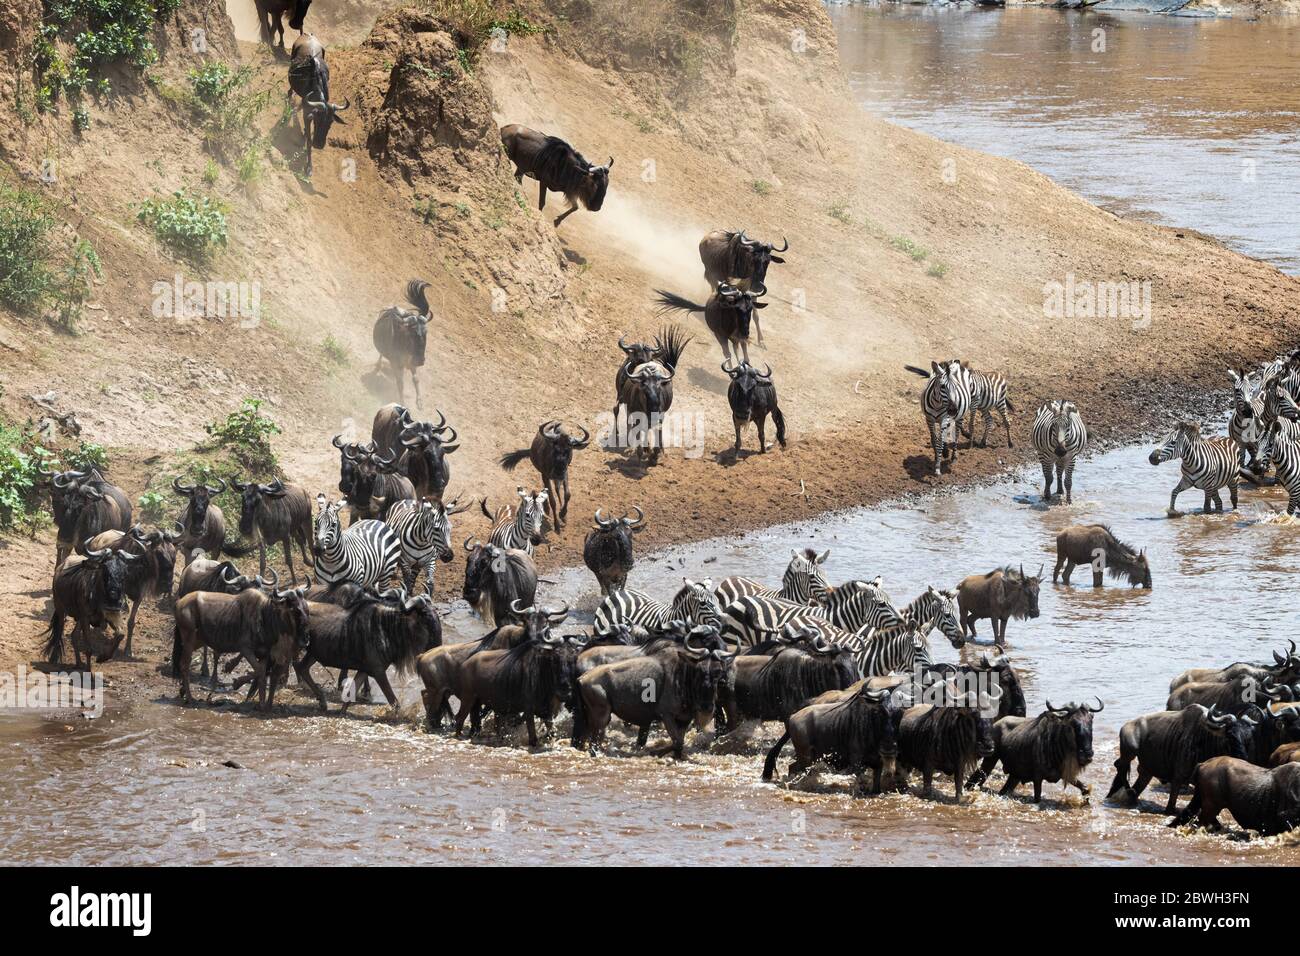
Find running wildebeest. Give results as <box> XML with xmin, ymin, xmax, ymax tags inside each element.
<box><xmin>343</xmin><ymin>447</ymin><xmax>415</xmax><ymax>523</ymax></box>
<box><xmin>583</xmin><ymin>507</ymin><xmax>644</xmax><ymax>595</ymax></box>
<box><xmin>1172</xmin><ymin>757</ymin><xmax>1300</xmax><ymax>835</ymax></box>
<box><xmin>371</xmin><ymin>403</ymin><xmax>414</xmax><ymax>460</ymax></box>
<box><xmin>897</xmin><ymin>687</ymin><xmax>998</xmax><ymax>801</ymax></box>
<box><xmin>499</xmin><ymin>421</ymin><xmax>590</xmax><ymax>532</ymax></box>
<box><xmin>1166</xmin><ymin>675</ymin><xmax>1292</xmax><ymax>716</ymax></box>
<box><xmin>398</xmin><ymin>410</ymin><xmax>458</xmax><ymax>500</ymax></box>
<box><xmin>699</xmin><ymin>230</ymin><xmax>787</xmax><ymax>347</ymax></box>
<box><xmin>172</xmin><ymin>476</ymin><xmax>226</xmax><ymax>568</ymax></box>
<box><xmin>500</xmin><ymin>124</ymin><xmax>612</xmax><ymax>228</ymax></box>
<box><xmin>43</xmin><ymin>538</ymin><xmax>143</xmax><ymax>668</ymax></box>
<box><xmin>254</xmin><ymin>0</ymin><xmax>310</xmax><ymax>51</ymax></box>
<box><xmin>1053</xmin><ymin>524</ymin><xmax>1151</xmax><ymax>589</ymax></box>
<box><xmin>728</xmin><ymin>626</ymin><xmax>860</xmax><ymax>729</ymax></box>
<box><xmin>723</xmin><ymin>360</ymin><xmax>786</xmax><ymax>455</ymax></box>
<box><xmin>956</xmin><ymin>565</ymin><xmax>1042</xmax><ymax>644</ymax></box>
<box><xmin>415</xmin><ymin>621</ymin><xmax>531</xmax><ymax>730</ymax></box>
<box><xmin>287</xmin><ymin>33</ymin><xmax>348</xmax><ymax>176</ymax></box>
<box><xmin>967</xmin><ymin>699</ymin><xmax>1102</xmax><ymax>802</ymax></box>
<box><xmin>617</xmin><ymin>362</ymin><xmax>675</xmax><ymax>465</ymax></box>
<box><xmin>373</xmin><ymin>280</ymin><xmax>432</xmax><ymax>406</ymax></box>
<box><xmin>653</xmin><ymin>282</ymin><xmax>768</xmax><ymax>366</ymax></box>
<box><xmin>462</xmin><ymin>536</ymin><xmax>538</xmax><ymax>627</ymax></box>
<box><xmin>228</xmin><ymin>477</ymin><xmax>314</xmax><ymax>583</ymax></box>
<box><xmin>613</xmin><ymin>326</ymin><xmax>690</xmax><ymax>419</ymax></box>
<box><xmin>1108</xmin><ymin>704</ymin><xmax>1254</xmax><ymax>814</ymax></box>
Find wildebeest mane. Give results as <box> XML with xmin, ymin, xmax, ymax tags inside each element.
<box><xmin>1097</xmin><ymin>525</ymin><xmax>1148</xmax><ymax>586</ymax></box>
<box><xmin>345</xmin><ymin>598</ymin><xmax>431</xmax><ymax>675</ymax></box>
<box><xmin>742</xmin><ymin>646</ymin><xmax>858</xmax><ymax>720</ymax></box>
<box><xmin>533</xmin><ymin>137</ymin><xmax>591</xmax><ymax>199</ymax></box>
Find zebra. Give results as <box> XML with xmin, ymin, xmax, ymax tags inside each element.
<box><xmin>312</xmin><ymin>494</ymin><xmax>401</xmax><ymax>588</ymax></box>
<box><xmin>593</xmin><ymin>578</ymin><xmax>721</xmax><ymax>638</ymax></box>
<box><xmin>826</xmin><ymin>583</ymin><xmax>965</xmax><ymax>649</ymax></box>
<box><xmin>1227</xmin><ymin>367</ymin><xmax>1266</xmax><ymax>474</ymax></box>
<box><xmin>385</xmin><ymin>495</ymin><xmax>470</xmax><ymax>595</ymax></box>
<box><xmin>1264</xmin><ymin>420</ymin><xmax>1300</xmax><ymax>515</ymax></box>
<box><xmin>720</xmin><ymin>593</ymin><xmax>830</xmax><ymax>647</ymax></box>
<box><xmin>820</xmin><ymin>577</ymin><xmax>893</xmax><ymax>630</ymax></box>
<box><xmin>1147</xmin><ymin>422</ymin><xmax>1240</xmax><ymax>516</ymax></box>
<box><xmin>1252</xmin><ymin>374</ymin><xmax>1300</xmax><ymax>475</ymax></box>
<box><xmin>481</xmin><ymin>487</ymin><xmax>547</xmax><ymax>555</ymax></box>
<box><xmin>904</xmin><ymin>359</ymin><xmax>971</xmax><ymax>477</ymax></box>
<box><xmin>1031</xmin><ymin>400</ymin><xmax>1088</xmax><ymax>504</ymax></box>
<box><xmin>845</xmin><ymin>615</ymin><xmax>944</xmax><ymax>678</ymax></box>
<box><xmin>959</xmin><ymin>366</ymin><xmax>1014</xmax><ymax>449</ymax></box>
<box><xmin>714</xmin><ymin>548</ymin><xmax>831</xmax><ymax>607</ymax></box>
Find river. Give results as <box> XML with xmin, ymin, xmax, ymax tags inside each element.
<box><xmin>828</xmin><ymin>4</ymin><xmax>1300</xmax><ymax>273</ymax></box>
<box><xmin>3</xmin><ymin>445</ymin><xmax>1298</xmax><ymax>864</ymax></box>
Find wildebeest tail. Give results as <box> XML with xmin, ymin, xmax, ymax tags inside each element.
<box><xmin>499</xmin><ymin>449</ymin><xmax>531</xmax><ymax>472</ymax></box>
<box><xmin>653</xmin><ymin>290</ymin><xmax>706</xmax><ymax>316</ymax></box>
<box><xmin>656</xmin><ymin>324</ymin><xmax>692</xmax><ymax>373</ymax></box>
<box><xmin>903</xmin><ymin>365</ymin><xmax>932</xmax><ymax>379</ymax></box>
<box><xmin>406</xmin><ymin>279</ymin><xmax>432</xmax><ymax>316</ymax></box>
<box><xmin>569</xmin><ymin>679</ymin><xmax>588</xmax><ymax>748</ymax></box>
<box><xmin>221</xmin><ymin>539</ymin><xmax>257</xmax><ymax>557</ymax></box>
<box><xmin>480</xmin><ymin>497</ymin><xmax>494</xmax><ymax>521</ymax></box>
<box><xmin>762</xmin><ymin>730</ymin><xmax>791</xmax><ymax>781</ymax></box>
<box><xmin>170</xmin><ymin>621</ymin><xmax>182</xmax><ymax>677</ymax></box>
<box><xmin>42</xmin><ymin>613</ymin><xmax>65</xmax><ymax>664</ymax></box>
<box><xmin>771</xmin><ymin>402</ymin><xmax>788</xmax><ymax>448</ymax></box>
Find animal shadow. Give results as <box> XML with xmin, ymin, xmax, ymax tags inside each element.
<box><xmin>686</xmin><ymin>366</ymin><xmax>728</xmax><ymax>396</ymax></box>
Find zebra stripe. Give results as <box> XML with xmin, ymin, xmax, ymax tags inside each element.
<box><xmin>1228</xmin><ymin>368</ymin><xmax>1267</xmax><ymax>471</ymax></box>
<box><xmin>312</xmin><ymin>498</ymin><xmax>401</xmax><ymax>588</ymax></box>
<box><xmin>1265</xmin><ymin>426</ymin><xmax>1300</xmax><ymax>515</ymax></box>
<box><xmin>721</xmin><ymin>594</ymin><xmax>829</xmax><ymax>647</ymax></box>
<box><xmin>906</xmin><ymin>360</ymin><xmax>971</xmax><ymax>477</ymax></box>
<box><xmin>1148</xmin><ymin>422</ymin><xmax>1240</xmax><ymax>514</ymax></box>
<box><xmin>594</xmin><ymin>579</ymin><xmax>721</xmax><ymax>638</ymax></box>
<box><xmin>714</xmin><ymin>549</ymin><xmax>831</xmax><ymax>608</ymax></box>
<box><xmin>385</xmin><ymin>498</ymin><xmax>453</xmax><ymax>595</ymax></box>
<box><xmin>1031</xmin><ymin>400</ymin><xmax>1088</xmax><ymax>503</ymax></box>
<box><xmin>962</xmin><ymin>368</ymin><xmax>1014</xmax><ymax>449</ymax></box>
<box><xmin>488</xmin><ymin>489</ymin><xmax>547</xmax><ymax>555</ymax></box>
<box><xmin>846</xmin><ymin>620</ymin><xmax>939</xmax><ymax>678</ymax></box>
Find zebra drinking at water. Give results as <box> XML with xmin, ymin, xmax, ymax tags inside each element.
<box><xmin>386</xmin><ymin>495</ymin><xmax>471</xmax><ymax>595</ymax></box>
<box><xmin>312</xmin><ymin>494</ymin><xmax>401</xmax><ymax>589</ymax></box>
<box><xmin>480</xmin><ymin>487</ymin><xmax>547</xmax><ymax>555</ymax></box>
<box><xmin>959</xmin><ymin>365</ymin><xmax>1014</xmax><ymax>449</ymax></box>
<box><xmin>904</xmin><ymin>360</ymin><xmax>971</xmax><ymax>477</ymax></box>
<box><xmin>1031</xmin><ymin>400</ymin><xmax>1088</xmax><ymax>504</ymax></box>
<box><xmin>714</xmin><ymin>548</ymin><xmax>832</xmax><ymax>608</ymax></box>
<box><xmin>593</xmin><ymin>578</ymin><xmax>721</xmax><ymax>639</ymax></box>
<box><xmin>1147</xmin><ymin>422</ymin><xmax>1241</xmax><ymax>516</ymax></box>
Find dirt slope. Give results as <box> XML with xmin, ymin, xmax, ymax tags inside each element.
<box><xmin>0</xmin><ymin>0</ymin><xmax>1296</xmax><ymax>669</ymax></box>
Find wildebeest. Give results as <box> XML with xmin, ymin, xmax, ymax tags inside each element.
<box><xmin>582</xmin><ymin>507</ymin><xmax>643</xmax><ymax>595</ymax></box>
<box><xmin>613</xmin><ymin>326</ymin><xmax>690</xmax><ymax>419</ymax></box>
<box><xmin>761</xmin><ymin>682</ymin><xmax>905</xmax><ymax>794</ymax></box>
<box><xmin>1107</xmin><ymin>704</ymin><xmax>1254</xmax><ymax>814</ymax></box>
<box><xmin>228</xmin><ymin>478</ymin><xmax>314</xmax><ymax>583</ymax></box>
<box><xmin>1169</xmin><ymin>640</ymin><xmax>1300</xmax><ymax>693</ymax></box>
<box><xmin>723</xmin><ymin>360</ymin><xmax>786</xmax><ymax>455</ymax></box>
<box><xmin>288</xmin><ymin>34</ymin><xmax>349</xmax><ymax>176</ymax></box>
<box><xmin>572</xmin><ymin>626</ymin><xmax>738</xmax><ymax>758</ymax></box>
<box><xmin>373</xmin><ymin>280</ymin><xmax>432</xmax><ymax>406</ymax></box>
<box><xmin>1166</xmin><ymin>675</ymin><xmax>1292</xmax><ymax>716</ymax></box>
<box><xmin>177</xmin><ymin>558</ymin><xmax>273</xmax><ymax>678</ymax></box>
<box><xmin>617</xmin><ymin>362</ymin><xmax>675</xmax><ymax>465</ymax></box>
<box><xmin>462</xmin><ymin>536</ymin><xmax>538</xmax><ymax>627</ymax></box>
<box><xmin>1053</xmin><ymin>523</ymin><xmax>1151</xmax><ymax>588</ymax></box>
<box><xmin>415</xmin><ymin>625</ymin><xmax>527</xmax><ymax>730</ymax></box>
<box><xmin>1271</xmin><ymin>742</ymin><xmax>1300</xmax><ymax>766</ymax></box>
<box><xmin>85</xmin><ymin>526</ymin><xmax>180</xmax><ymax>656</ymax></box>
<box><xmin>343</xmin><ymin>447</ymin><xmax>415</xmax><ymax>523</ymax></box>
<box><xmin>51</xmin><ymin>469</ymin><xmax>132</xmax><ymax>573</ymax></box>
<box><xmin>172</xmin><ymin>476</ymin><xmax>226</xmax><ymax>568</ymax></box>
<box><xmin>729</xmin><ymin>626</ymin><xmax>860</xmax><ymax>728</ymax></box>
<box><xmin>295</xmin><ymin>591</ymin><xmax>441</xmax><ymax>711</ymax></box>
<box><xmin>332</xmin><ymin>434</ymin><xmax>369</xmax><ymax>499</ymax></box>
<box><xmin>576</xmin><ymin>621</ymin><xmax>645</xmax><ymax>675</ymax></box>
<box><xmin>398</xmin><ymin>410</ymin><xmax>458</xmax><ymax>500</ymax></box>
<box><xmin>371</xmin><ymin>403</ymin><xmax>414</xmax><ymax>460</ymax></box>
<box><xmin>925</xmin><ymin>650</ymin><xmax>1027</xmax><ymax>720</ymax></box>
<box><xmin>1172</xmin><ymin>757</ymin><xmax>1300</xmax><ymax>835</ymax></box>
<box><xmin>499</xmin><ymin>421</ymin><xmax>590</xmax><ymax>532</ymax></box>
<box><xmin>43</xmin><ymin>539</ymin><xmax>142</xmax><ymax>668</ymax></box>
<box><xmin>455</xmin><ymin>609</ymin><xmax>583</xmax><ymax>747</ymax></box>
<box><xmin>500</xmin><ymin>124</ymin><xmax>612</xmax><ymax>228</ymax></box>
<box><xmin>956</xmin><ymin>565</ymin><xmax>1042</xmax><ymax>644</ymax></box>
<box><xmin>254</xmin><ymin>0</ymin><xmax>310</xmax><ymax>51</ymax></box>
<box><xmin>699</xmin><ymin>230</ymin><xmax>787</xmax><ymax>347</ymax></box>
<box><xmin>654</xmin><ymin>282</ymin><xmax>768</xmax><ymax>366</ymax></box>
<box><xmin>897</xmin><ymin>687</ymin><xmax>998</xmax><ymax>801</ymax></box>
<box><xmin>967</xmin><ymin>699</ymin><xmax>1102</xmax><ymax>802</ymax></box>
<box><xmin>171</xmin><ymin>585</ymin><xmax>310</xmax><ymax>710</ymax></box>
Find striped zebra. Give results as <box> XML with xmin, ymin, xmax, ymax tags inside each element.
<box><xmin>1147</xmin><ymin>422</ymin><xmax>1240</xmax><ymax>515</ymax></box>
<box><xmin>1227</xmin><ymin>367</ymin><xmax>1266</xmax><ymax>473</ymax></box>
<box><xmin>714</xmin><ymin>548</ymin><xmax>831</xmax><ymax>607</ymax></box>
<box><xmin>1264</xmin><ymin>420</ymin><xmax>1300</xmax><ymax>515</ymax></box>
<box><xmin>826</xmin><ymin>583</ymin><xmax>964</xmax><ymax>649</ymax></box>
<box><xmin>312</xmin><ymin>495</ymin><xmax>401</xmax><ymax>588</ymax></box>
<box><xmin>904</xmin><ymin>359</ymin><xmax>971</xmax><ymax>477</ymax></box>
<box><xmin>1031</xmin><ymin>400</ymin><xmax>1088</xmax><ymax>504</ymax></box>
<box><xmin>593</xmin><ymin>578</ymin><xmax>721</xmax><ymax>638</ymax></box>
<box><xmin>1252</xmin><ymin>375</ymin><xmax>1300</xmax><ymax>475</ymax></box>
<box><xmin>845</xmin><ymin>615</ymin><xmax>943</xmax><ymax>678</ymax></box>
<box><xmin>385</xmin><ymin>495</ymin><xmax>470</xmax><ymax>595</ymax></box>
<box><xmin>481</xmin><ymin>487</ymin><xmax>547</xmax><ymax>555</ymax></box>
<box><xmin>721</xmin><ymin>594</ymin><xmax>830</xmax><ymax>647</ymax></box>
<box><xmin>959</xmin><ymin>366</ymin><xmax>1014</xmax><ymax>449</ymax></box>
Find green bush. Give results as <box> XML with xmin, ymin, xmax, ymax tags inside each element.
<box><xmin>187</xmin><ymin>64</ymin><xmax>269</xmax><ymax>163</ymax></box>
<box><xmin>0</xmin><ymin>421</ymin><xmax>53</xmax><ymax>534</ymax></box>
<box><xmin>64</xmin><ymin>439</ymin><xmax>108</xmax><ymax>471</ymax></box>
<box><xmin>0</xmin><ymin>183</ymin><xmax>102</xmax><ymax>330</ymax></box>
<box><xmin>136</xmin><ymin>489</ymin><xmax>167</xmax><ymax>522</ymax></box>
<box><xmin>204</xmin><ymin>398</ymin><xmax>281</xmax><ymax>470</ymax></box>
<box><xmin>322</xmin><ymin>335</ymin><xmax>349</xmax><ymax>366</ymax></box>
<box><xmin>136</xmin><ymin>189</ymin><xmax>228</xmax><ymax>260</ymax></box>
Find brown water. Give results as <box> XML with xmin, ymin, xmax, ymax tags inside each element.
<box><xmin>4</xmin><ymin>445</ymin><xmax>1300</xmax><ymax>864</ymax></box>
<box><xmin>830</xmin><ymin>4</ymin><xmax>1300</xmax><ymax>273</ymax></box>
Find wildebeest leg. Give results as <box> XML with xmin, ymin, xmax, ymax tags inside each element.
<box><xmin>635</xmin><ymin>725</ymin><xmax>650</xmax><ymax>749</ymax></box>
<box><xmin>200</xmin><ymin>648</ymin><xmax>210</xmax><ymax>679</ymax></box>
<box><xmin>553</xmin><ymin>199</ymin><xmax>579</xmax><ymax>227</ymax></box>
<box><xmin>667</xmin><ymin>718</ymin><xmax>688</xmax><ymax>760</ymax></box>
<box><xmin>1092</xmin><ymin>564</ymin><xmax>1103</xmax><ymax>587</ymax></box>
<box><xmin>999</xmin><ymin>776</ymin><xmax>1020</xmax><ymax>796</ymax></box>
<box><xmin>757</xmin><ymin>414</ymin><xmax>768</xmax><ymax>453</ymax></box>
<box><xmin>1032</xmin><ymin>779</ymin><xmax>1043</xmax><ymax>803</ymax></box>
<box><xmin>920</xmin><ymin>770</ymin><xmax>934</xmax><ymax>797</ymax></box>
<box><xmin>282</xmin><ymin>536</ymin><xmax>298</xmax><ymax>585</ymax></box>
<box><xmin>1130</xmin><ymin>768</ymin><xmax>1153</xmax><ymax>804</ymax></box>
<box><xmin>953</xmin><ymin>773</ymin><xmax>965</xmax><ymax>802</ymax></box>
<box><xmin>561</xmin><ymin>475</ymin><xmax>571</xmax><ymax>523</ymax></box>
<box><xmin>1168</xmin><ymin>475</ymin><xmax>1192</xmax><ymax>516</ymax></box>
<box><xmin>294</xmin><ymin>655</ymin><xmax>328</xmax><ymax>711</ymax></box>
<box><xmin>968</xmin><ymin>753</ymin><xmax>998</xmax><ymax>790</ymax></box>
<box><xmin>526</xmin><ymin>713</ymin><xmax>539</xmax><ymax>748</ymax></box>
<box><xmin>258</xmin><ymin>537</ymin><xmax>268</xmax><ymax>577</ymax></box>
<box><xmin>537</xmin><ymin>184</ymin><xmax>546</xmax><ymax>210</ymax></box>
<box><xmin>1163</xmin><ymin>777</ymin><xmax>1184</xmax><ymax>815</ymax></box>
<box><xmin>732</xmin><ymin>416</ymin><xmax>744</xmax><ymax>454</ymax></box>
<box><xmin>1053</xmin><ymin>554</ymin><xmax>1067</xmax><ymax>583</ymax></box>
<box><xmin>125</xmin><ymin>597</ymin><xmax>142</xmax><ymax>657</ymax></box>
<box><xmin>752</xmin><ymin>313</ymin><xmax>765</xmax><ymax>348</ymax></box>
<box><xmin>371</xmin><ymin>669</ymin><xmax>399</xmax><ymax>710</ymax></box>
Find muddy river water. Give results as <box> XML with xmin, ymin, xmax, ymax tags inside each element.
<box><xmin>3</xmin><ymin>445</ymin><xmax>1299</xmax><ymax>865</ymax></box>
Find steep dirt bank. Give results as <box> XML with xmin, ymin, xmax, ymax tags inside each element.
<box><xmin>1</xmin><ymin>0</ymin><xmax>1297</xmax><ymax>673</ymax></box>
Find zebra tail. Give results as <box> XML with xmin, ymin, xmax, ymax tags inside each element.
<box><xmin>1004</xmin><ymin>396</ymin><xmax>1015</xmax><ymax>412</ymax></box>
<box><xmin>771</xmin><ymin>403</ymin><xmax>788</xmax><ymax>448</ymax></box>
<box><xmin>499</xmin><ymin>449</ymin><xmax>531</xmax><ymax>472</ymax></box>
<box><xmin>652</xmin><ymin>290</ymin><xmax>707</xmax><ymax>316</ymax></box>
<box><xmin>762</xmin><ymin>730</ymin><xmax>791</xmax><ymax>781</ymax></box>
<box><xmin>902</xmin><ymin>365</ymin><xmax>932</xmax><ymax>379</ymax></box>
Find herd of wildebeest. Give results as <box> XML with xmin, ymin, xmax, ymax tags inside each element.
<box><xmin>26</xmin><ymin>4</ymin><xmax>1300</xmax><ymax>842</ymax></box>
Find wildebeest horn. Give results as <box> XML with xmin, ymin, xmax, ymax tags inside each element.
<box><xmin>1088</xmin><ymin>697</ymin><xmax>1104</xmax><ymax>713</ymax></box>
<box><xmin>332</xmin><ymin>434</ymin><xmax>346</xmax><ymax>449</ymax></box>
<box><xmin>618</xmin><ymin>334</ymin><xmax>633</xmax><ymax>354</ymax></box>
<box><xmin>721</xmin><ymin>360</ymin><xmax>739</xmax><ymax>377</ymax></box>
<box><xmin>307</xmin><ymin>99</ymin><xmax>326</xmax><ymax>109</ymax></box>
<box><xmin>429</xmin><ymin>410</ymin><xmax>449</xmax><ymax>433</ymax></box>
<box><xmin>546</xmin><ymin>605</ymin><xmax>570</xmax><ymax>622</ymax></box>
<box><xmin>1019</xmin><ymin>563</ymin><xmax>1025</xmax><ymax>580</ymax></box>
<box><xmin>571</xmin><ymin>424</ymin><xmax>590</xmax><ymax>447</ymax></box>
<box><xmin>82</xmin><ymin>484</ymin><xmax>104</xmax><ymax>500</ymax></box>
<box><xmin>335</xmin><ymin>98</ymin><xmax>351</xmax><ymax>112</ymax></box>
<box><xmin>605</xmin><ymin>156</ymin><xmax>613</xmax><ymax>168</ymax></box>
<box><xmin>54</xmin><ymin>469</ymin><xmax>86</xmax><ymax>488</ymax></box>
<box><xmin>541</xmin><ymin>420</ymin><xmax>562</xmax><ymax>439</ymax></box>
<box><xmin>593</xmin><ymin>508</ymin><xmax>612</xmax><ymax>528</ymax></box>
<box><xmin>510</xmin><ymin>599</ymin><xmax>531</xmax><ymax>614</ymax></box>
<box><xmin>205</xmin><ymin>477</ymin><xmax>226</xmax><ymax>494</ymax></box>
<box><xmin>221</xmin><ymin>566</ymin><xmax>243</xmax><ymax>585</ymax></box>
<box><xmin>773</xmin><ymin>236</ymin><xmax>789</xmax><ymax>253</ymax></box>
<box><xmin>437</xmin><ymin>425</ymin><xmax>458</xmax><ymax>447</ymax></box>
<box><xmin>1276</xmin><ymin>649</ymin><xmax>1286</xmax><ymax>665</ymax></box>
<box><xmin>758</xmin><ymin>363</ymin><xmax>773</xmax><ymax>379</ymax></box>
<box><xmin>230</xmin><ymin>477</ymin><xmax>249</xmax><ymax>491</ymax></box>
<box><xmin>463</xmin><ymin>535</ymin><xmax>479</xmax><ymax>552</ymax></box>
<box><xmin>625</xmin><ymin>505</ymin><xmax>645</xmax><ymax>528</ymax></box>
<box><xmin>173</xmin><ymin>476</ymin><xmax>195</xmax><ymax>494</ymax></box>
